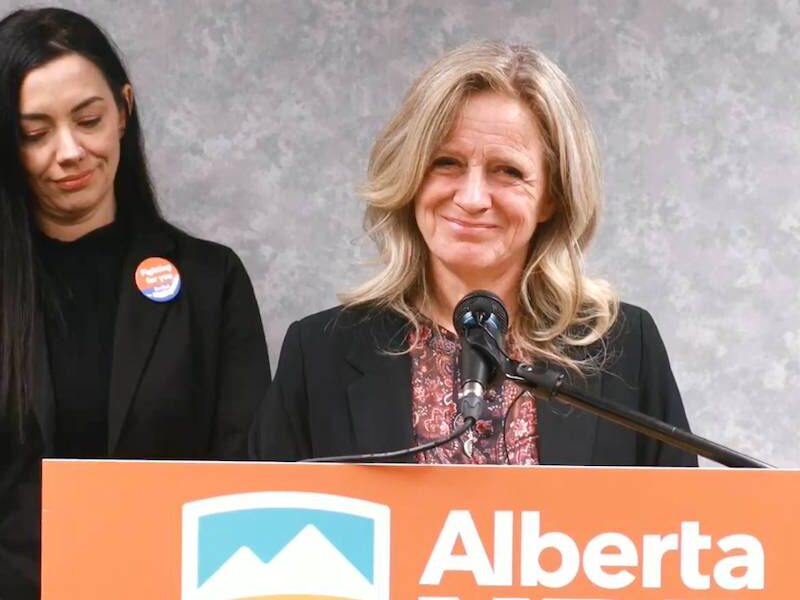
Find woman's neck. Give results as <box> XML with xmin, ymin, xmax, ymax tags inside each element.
<box><xmin>35</xmin><ymin>201</ymin><xmax>116</xmax><ymax>242</ymax></box>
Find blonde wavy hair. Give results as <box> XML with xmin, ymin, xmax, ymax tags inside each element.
<box><xmin>340</xmin><ymin>40</ymin><xmax>619</xmax><ymax>372</ymax></box>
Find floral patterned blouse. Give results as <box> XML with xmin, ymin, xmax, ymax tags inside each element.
<box><xmin>409</xmin><ymin>322</ymin><xmax>539</xmax><ymax>465</ymax></box>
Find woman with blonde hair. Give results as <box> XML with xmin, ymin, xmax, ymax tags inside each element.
<box><xmin>251</xmin><ymin>40</ymin><xmax>695</xmax><ymax>466</ymax></box>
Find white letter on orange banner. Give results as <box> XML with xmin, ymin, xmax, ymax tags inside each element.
<box><xmin>492</xmin><ymin>511</ymin><xmax>514</xmax><ymax>585</ymax></box>
<box><xmin>519</xmin><ymin>511</ymin><xmax>579</xmax><ymax>588</ymax></box>
<box><xmin>583</xmin><ymin>532</ymin><xmax>638</xmax><ymax>589</ymax></box>
<box><xmin>680</xmin><ymin>521</ymin><xmax>712</xmax><ymax>590</ymax></box>
<box><xmin>641</xmin><ymin>533</ymin><xmax>679</xmax><ymax>588</ymax></box>
<box><xmin>420</xmin><ymin>510</ymin><xmax>511</xmax><ymax>585</ymax></box>
<box><xmin>713</xmin><ymin>534</ymin><xmax>765</xmax><ymax>590</ymax></box>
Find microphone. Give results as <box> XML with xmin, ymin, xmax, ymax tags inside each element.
<box><xmin>452</xmin><ymin>291</ymin><xmax>509</xmax><ymax>421</ymax></box>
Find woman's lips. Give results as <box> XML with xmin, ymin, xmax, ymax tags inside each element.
<box><xmin>54</xmin><ymin>170</ymin><xmax>94</xmax><ymax>191</ymax></box>
<box><xmin>443</xmin><ymin>216</ymin><xmax>496</xmax><ymax>231</ymax></box>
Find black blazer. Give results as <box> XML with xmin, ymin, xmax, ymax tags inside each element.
<box><xmin>0</xmin><ymin>222</ymin><xmax>270</xmax><ymax>599</ymax></box>
<box><xmin>250</xmin><ymin>303</ymin><xmax>696</xmax><ymax>467</ymax></box>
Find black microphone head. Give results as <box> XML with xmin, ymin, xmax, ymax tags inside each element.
<box><xmin>452</xmin><ymin>290</ymin><xmax>509</xmax><ymax>336</ymax></box>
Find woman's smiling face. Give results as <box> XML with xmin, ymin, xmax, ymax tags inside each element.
<box><xmin>18</xmin><ymin>52</ymin><xmax>129</xmax><ymax>239</ymax></box>
<box><xmin>414</xmin><ymin>90</ymin><xmax>554</xmax><ymax>281</ymax></box>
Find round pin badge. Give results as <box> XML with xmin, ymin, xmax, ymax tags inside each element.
<box><xmin>135</xmin><ymin>257</ymin><xmax>181</xmax><ymax>302</ymax></box>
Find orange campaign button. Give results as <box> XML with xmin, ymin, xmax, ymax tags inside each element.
<box><xmin>135</xmin><ymin>257</ymin><xmax>181</xmax><ymax>302</ymax></box>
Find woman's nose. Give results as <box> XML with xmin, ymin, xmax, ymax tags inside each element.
<box><xmin>55</xmin><ymin>128</ymin><xmax>85</xmax><ymax>164</ymax></box>
<box><xmin>453</xmin><ymin>166</ymin><xmax>491</xmax><ymax>213</ymax></box>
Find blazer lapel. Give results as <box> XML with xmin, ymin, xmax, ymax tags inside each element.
<box><xmin>344</xmin><ymin>312</ymin><xmax>415</xmax><ymax>462</ymax></box>
<box><xmin>107</xmin><ymin>228</ymin><xmax>176</xmax><ymax>453</ymax></box>
<box><xmin>31</xmin><ymin>311</ymin><xmax>55</xmax><ymax>454</ymax></box>
<box><xmin>537</xmin><ymin>368</ymin><xmax>601</xmax><ymax>465</ymax></box>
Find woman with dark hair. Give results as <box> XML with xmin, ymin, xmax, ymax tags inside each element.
<box><xmin>0</xmin><ymin>8</ymin><xmax>270</xmax><ymax>597</ymax></box>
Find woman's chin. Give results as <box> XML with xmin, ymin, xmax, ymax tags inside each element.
<box><xmin>434</xmin><ymin>255</ymin><xmax>505</xmax><ymax>278</ymax></box>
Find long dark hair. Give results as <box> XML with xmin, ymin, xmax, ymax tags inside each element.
<box><xmin>0</xmin><ymin>8</ymin><xmax>161</xmax><ymax>433</ymax></box>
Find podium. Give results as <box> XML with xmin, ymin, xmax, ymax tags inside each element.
<box><xmin>42</xmin><ymin>460</ymin><xmax>797</xmax><ymax>599</ymax></box>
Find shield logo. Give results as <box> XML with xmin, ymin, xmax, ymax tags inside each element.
<box><xmin>182</xmin><ymin>491</ymin><xmax>391</xmax><ymax>599</ymax></box>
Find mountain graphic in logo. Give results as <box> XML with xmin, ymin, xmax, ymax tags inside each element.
<box><xmin>181</xmin><ymin>492</ymin><xmax>391</xmax><ymax>600</ymax></box>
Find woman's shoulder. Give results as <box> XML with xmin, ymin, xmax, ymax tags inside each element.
<box><xmin>159</xmin><ymin>221</ymin><xmax>239</xmax><ymax>262</ymax></box>
<box><xmin>595</xmin><ymin>301</ymin><xmax>672</xmax><ymax>375</ymax></box>
<box><xmin>290</xmin><ymin>304</ymin><xmax>409</xmax><ymax>348</ymax></box>
<box><xmin>610</xmin><ymin>301</ymin><xmax>663</xmax><ymax>343</ymax></box>
<box><xmin>293</xmin><ymin>304</ymin><xmax>403</xmax><ymax>331</ymax></box>
<box><xmin>132</xmin><ymin>220</ymin><xmax>247</xmax><ymax>279</ymax></box>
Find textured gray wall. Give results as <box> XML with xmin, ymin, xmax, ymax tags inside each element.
<box><xmin>5</xmin><ymin>0</ymin><xmax>799</xmax><ymax>467</ymax></box>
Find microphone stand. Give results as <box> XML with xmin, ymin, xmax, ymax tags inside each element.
<box><xmin>463</xmin><ymin>327</ymin><xmax>772</xmax><ymax>469</ymax></box>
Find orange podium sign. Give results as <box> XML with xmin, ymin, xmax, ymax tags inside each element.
<box><xmin>42</xmin><ymin>460</ymin><xmax>798</xmax><ymax>599</ymax></box>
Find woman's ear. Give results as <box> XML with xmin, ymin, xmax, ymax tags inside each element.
<box><xmin>118</xmin><ymin>84</ymin><xmax>134</xmax><ymax>136</ymax></box>
<box><xmin>536</xmin><ymin>192</ymin><xmax>557</xmax><ymax>224</ymax></box>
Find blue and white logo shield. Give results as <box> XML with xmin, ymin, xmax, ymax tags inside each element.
<box><xmin>182</xmin><ymin>492</ymin><xmax>391</xmax><ymax>600</ymax></box>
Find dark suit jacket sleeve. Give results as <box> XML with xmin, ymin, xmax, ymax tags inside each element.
<box><xmin>635</xmin><ymin>308</ymin><xmax>698</xmax><ymax>466</ymax></box>
<box><xmin>210</xmin><ymin>249</ymin><xmax>271</xmax><ymax>458</ymax></box>
<box><xmin>249</xmin><ymin>320</ymin><xmax>310</xmax><ymax>461</ymax></box>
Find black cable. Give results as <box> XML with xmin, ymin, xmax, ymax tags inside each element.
<box><xmin>477</xmin><ymin>320</ymin><xmax>514</xmax><ymax>370</ymax></box>
<box><xmin>475</xmin><ymin>320</ymin><xmax>531</xmax><ymax>465</ymax></box>
<box><xmin>501</xmin><ymin>387</ymin><xmax>527</xmax><ymax>465</ymax></box>
<box><xmin>301</xmin><ymin>417</ymin><xmax>476</xmax><ymax>463</ymax></box>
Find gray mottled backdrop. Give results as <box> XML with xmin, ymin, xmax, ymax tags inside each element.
<box><xmin>5</xmin><ymin>0</ymin><xmax>799</xmax><ymax>466</ymax></box>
